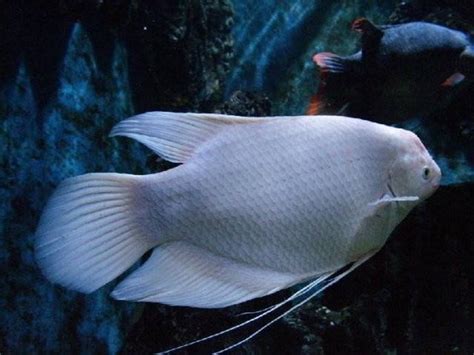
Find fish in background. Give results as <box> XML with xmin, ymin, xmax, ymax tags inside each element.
<box><xmin>308</xmin><ymin>19</ymin><xmax>474</xmax><ymax>123</ymax></box>
<box><xmin>35</xmin><ymin>112</ymin><xmax>440</xmax><ymax>352</ymax></box>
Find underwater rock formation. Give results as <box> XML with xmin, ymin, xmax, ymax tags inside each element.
<box><xmin>120</xmin><ymin>0</ymin><xmax>234</xmax><ymax>111</ymax></box>
<box><xmin>216</xmin><ymin>90</ymin><xmax>272</xmax><ymax>116</ymax></box>
<box><xmin>0</xmin><ymin>23</ymin><xmax>145</xmax><ymax>354</ymax></box>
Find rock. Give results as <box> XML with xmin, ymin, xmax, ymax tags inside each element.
<box><xmin>121</xmin><ymin>0</ymin><xmax>235</xmax><ymax>112</ymax></box>
<box><xmin>216</xmin><ymin>90</ymin><xmax>272</xmax><ymax>116</ymax></box>
<box><xmin>0</xmin><ymin>22</ymin><xmax>145</xmax><ymax>353</ymax></box>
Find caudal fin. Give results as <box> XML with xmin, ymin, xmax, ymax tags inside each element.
<box><xmin>35</xmin><ymin>173</ymin><xmax>155</xmax><ymax>293</ymax></box>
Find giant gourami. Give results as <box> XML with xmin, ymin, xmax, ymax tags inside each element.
<box><xmin>35</xmin><ymin>112</ymin><xmax>441</xmax><ymax>350</ymax></box>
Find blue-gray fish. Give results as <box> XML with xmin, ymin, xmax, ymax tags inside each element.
<box><xmin>35</xmin><ymin>112</ymin><xmax>440</xmax><ymax>349</ymax></box>
<box><xmin>309</xmin><ymin>19</ymin><xmax>474</xmax><ymax>122</ymax></box>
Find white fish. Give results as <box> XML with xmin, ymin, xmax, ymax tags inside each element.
<box><xmin>35</xmin><ymin>112</ymin><xmax>440</xmax><ymax>350</ymax></box>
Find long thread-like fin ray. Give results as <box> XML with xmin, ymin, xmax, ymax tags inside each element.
<box><xmin>158</xmin><ymin>273</ymin><xmax>333</xmax><ymax>354</ymax></box>
<box><xmin>235</xmin><ymin>305</ymin><xmax>278</xmax><ymax>317</ymax></box>
<box><xmin>213</xmin><ymin>253</ymin><xmax>374</xmax><ymax>354</ymax></box>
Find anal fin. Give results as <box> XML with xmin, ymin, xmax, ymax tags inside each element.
<box><xmin>111</xmin><ymin>241</ymin><xmax>304</xmax><ymax>308</ymax></box>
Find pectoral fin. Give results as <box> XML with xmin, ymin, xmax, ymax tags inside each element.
<box><xmin>369</xmin><ymin>195</ymin><xmax>419</xmax><ymax>207</ymax></box>
<box><xmin>313</xmin><ymin>52</ymin><xmax>348</xmax><ymax>74</ymax></box>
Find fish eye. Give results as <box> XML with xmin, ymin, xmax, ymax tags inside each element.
<box><xmin>422</xmin><ymin>167</ymin><xmax>430</xmax><ymax>180</ymax></box>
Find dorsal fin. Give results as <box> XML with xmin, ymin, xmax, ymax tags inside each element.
<box><xmin>351</xmin><ymin>18</ymin><xmax>383</xmax><ymax>37</ymax></box>
<box><xmin>110</xmin><ymin>112</ymin><xmax>278</xmax><ymax>163</ymax></box>
<box><xmin>351</xmin><ymin>18</ymin><xmax>384</xmax><ymax>69</ymax></box>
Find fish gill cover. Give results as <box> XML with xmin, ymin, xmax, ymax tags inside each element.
<box><xmin>0</xmin><ymin>0</ymin><xmax>473</xmax><ymax>354</ymax></box>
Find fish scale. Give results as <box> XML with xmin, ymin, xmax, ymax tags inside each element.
<box><xmin>142</xmin><ymin>118</ymin><xmax>391</xmax><ymax>274</ymax></box>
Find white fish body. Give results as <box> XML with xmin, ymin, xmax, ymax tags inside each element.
<box><xmin>35</xmin><ymin>113</ymin><xmax>441</xmax><ymax>309</ymax></box>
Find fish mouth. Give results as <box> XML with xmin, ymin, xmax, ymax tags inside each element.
<box><xmin>431</xmin><ymin>168</ymin><xmax>442</xmax><ymax>191</ymax></box>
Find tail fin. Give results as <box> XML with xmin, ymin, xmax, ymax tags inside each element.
<box><xmin>35</xmin><ymin>173</ymin><xmax>155</xmax><ymax>293</ymax></box>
